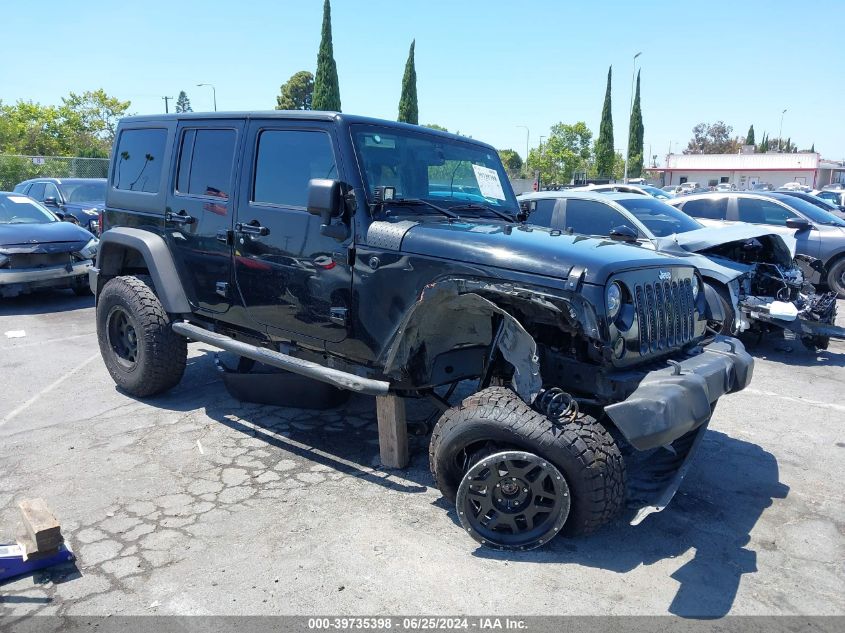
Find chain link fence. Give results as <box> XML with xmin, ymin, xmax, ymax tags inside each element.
<box><xmin>0</xmin><ymin>155</ymin><xmax>110</xmax><ymax>191</ymax></box>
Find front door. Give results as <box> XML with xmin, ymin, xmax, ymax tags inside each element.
<box><xmin>233</xmin><ymin>120</ymin><xmax>352</xmax><ymax>344</ymax></box>
<box><xmin>165</xmin><ymin>120</ymin><xmax>244</xmax><ymax>314</ymax></box>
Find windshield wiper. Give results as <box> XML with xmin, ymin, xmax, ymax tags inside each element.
<box><xmin>447</xmin><ymin>203</ymin><xmax>515</xmax><ymax>222</ymax></box>
<box><xmin>382</xmin><ymin>198</ymin><xmax>461</xmax><ymax>220</ymax></box>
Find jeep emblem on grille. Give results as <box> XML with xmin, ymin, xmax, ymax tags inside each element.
<box><xmin>658</xmin><ymin>270</ymin><xmax>671</xmax><ymax>281</ymax></box>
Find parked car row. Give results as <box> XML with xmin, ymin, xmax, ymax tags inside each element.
<box><xmin>13</xmin><ymin>177</ymin><xmax>105</xmax><ymax>234</ymax></box>
<box><xmin>517</xmin><ymin>190</ymin><xmax>844</xmax><ymax>349</ymax></box>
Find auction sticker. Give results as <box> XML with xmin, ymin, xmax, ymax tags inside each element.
<box><xmin>472</xmin><ymin>164</ymin><xmax>506</xmax><ymax>200</ymax></box>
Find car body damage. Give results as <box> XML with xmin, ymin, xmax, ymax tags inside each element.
<box><xmin>659</xmin><ymin>226</ymin><xmax>844</xmax><ymax>346</ymax></box>
<box><xmin>381</xmin><ymin>279</ymin><xmax>546</xmax><ymax>403</ymax></box>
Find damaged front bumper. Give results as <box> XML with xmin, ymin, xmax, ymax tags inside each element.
<box><xmin>740</xmin><ymin>294</ymin><xmax>845</xmax><ymax>342</ymax></box>
<box><xmin>602</xmin><ymin>336</ymin><xmax>753</xmax><ymax>524</ymax></box>
<box><xmin>605</xmin><ymin>336</ymin><xmax>753</xmax><ymax>452</ymax></box>
<box><xmin>0</xmin><ymin>261</ymin><xmax>93</xmax><ymax>297</ymax></box>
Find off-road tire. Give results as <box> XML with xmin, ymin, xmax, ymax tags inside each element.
<box><xmin>96</xmin><ymin>275</ymin><xmax>187</xmax><ymax>397</ymax></box>
<box><xmin>826</xmin><ymin>258</ymin><xmax>845</xmax><ymax>299</ymax></box>
<box><xmin>429</xmin><ymin>386</ymin><xmax>626</xmax><ymax>536</ymax></box>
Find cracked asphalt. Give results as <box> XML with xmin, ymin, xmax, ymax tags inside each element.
<box><xmin>0</xmin><ymin>291</ymin><xmax>843</xmax><ymax>618</ymax></box>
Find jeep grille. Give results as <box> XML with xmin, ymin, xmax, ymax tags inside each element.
<box><xmin>634</xmin><ymin>279</ymin><xmax>695</xmax><ymax>355</ymax></box>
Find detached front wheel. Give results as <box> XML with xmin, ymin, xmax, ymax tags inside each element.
<box><xmin>96</xmin><ymin>275</ymin><xmax>187</xmax><ymax>397</ymax></box>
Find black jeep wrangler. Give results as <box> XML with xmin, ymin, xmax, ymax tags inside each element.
<box><xmin>91</xmin><ymin>112</ymin><xmax>753</xmax><ymax>550</ymax></box>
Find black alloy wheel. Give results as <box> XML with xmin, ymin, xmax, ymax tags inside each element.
<box><xmin>456</xmin><ymin>450</ymin><xmax>571</xmax><ymax>550</ymax></box>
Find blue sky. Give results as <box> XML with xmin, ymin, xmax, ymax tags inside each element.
<box><xmin>2</xmin><ymin>0</ymin><xmax>843</xmax><ymax>163</ymax></box>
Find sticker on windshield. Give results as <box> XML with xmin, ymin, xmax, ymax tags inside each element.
<box><xmin>472</xmin><ymin>165</ymin><xmax>506</xmax><ymax>200</ymax></box>
<box><xmin>7</xmin><ymin>196</ymin><xmax>31</xmax><ymax>204</ymax></box>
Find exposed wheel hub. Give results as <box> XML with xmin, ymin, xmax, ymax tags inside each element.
<box><xmin>456</xmin><ymin>450</ymin><xmax>571</xmax><ymax>551</ymax></box>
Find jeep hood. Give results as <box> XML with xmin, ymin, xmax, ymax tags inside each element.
<box><xmin>395</xmin><ymin>220</ymin><xmax>689</xmax><ymax>284</ymax></box>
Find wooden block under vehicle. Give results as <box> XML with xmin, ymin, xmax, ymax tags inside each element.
<box><xmin>376</xmin><ymin>394</ymin><xmax>409</xmax><ymax>469</ymax></box>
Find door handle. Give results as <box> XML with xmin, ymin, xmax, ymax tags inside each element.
<box><xmin>166</xmin><ymin>210</ymin><xmax>196</xmax><ymax>225</ymax></box>
<box><xmin>236</xmin><ymin>220</ymin><xmax>270</xmax><ymax>236</ymax></box>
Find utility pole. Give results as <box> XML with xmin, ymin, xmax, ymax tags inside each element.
<box><xmin>162</xmin><ymin>96</ymin><xmax>173</xmax><ymax>113</ymax></box>
<box><xmin>624</xmin><ymin>51</ymin><xmax>642</xmax><ymax>183</ymax></box>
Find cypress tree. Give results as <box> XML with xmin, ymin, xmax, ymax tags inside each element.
<box><xmin>811</xmin><ymin>143</ymin><xmax>815</xmax><ymax>153</ymax></box>
<box><xmin>627</xmin><ymin>70</ymin><xmax>643</xmax><ymax>178</ymax></box>
<box><xmin>397</xmin><ymin>40</ymin><xmax>419</xmax><ymax>124</ymax></box>
<box><xmin>175</xmin><ymin>91</ymin><xmax>192</xmax><ymax>113</ymax></box>
<box><xmin>312</xmin><ymin>0</ymin><xmax>341</xmax><ymax>112</ymax></box>
<box><xmin>595</xmin><ymin>66</ymin><xmax>615</xmax><ymax>178</ymax></box>
<box><xmin>746</xmin><ymin>124</ymin><xmax>755</xmax><ymax>146</ymax></box>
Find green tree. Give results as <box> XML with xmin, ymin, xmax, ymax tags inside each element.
<box><xmin>626</xmin><ymin>69</ymin><xmax>644</xmax><ymax>178</ymax></box>
<box><xmin>498</xmin><ymin>149</ymin><xmax>523</xmax><ymax>176</ymax></box>
<box><xmin>684</xmin><ymin>121</ymin><xmax>741</xmax><ymax>154</ymax></box>
<box><xmin>424</xmin><ymin>123</ymin><xmax>448</xmax><ymax>132</ymax></box>
<box><xmin>312</xmin><ymin>0</ymin><xmax>341</xmax><ymax>111</ymax></box>
<box><xmin>811</xmin><ymin>143</ymin><xmax>815</xmax><ymax>153</ymax></box>
<box><xmin>527</xmin><ymin>122</ymin><xmax>593</xmax><ymax>185</ymax></box>
<box><xmin>397</xmin><ymin>40</ymin><xmax>418</xmax><ymax>124</ymax></box>
<box><xmin>595</xmin><ymin>66</ymin><xmax>615</xmax><ymax>177</ymax></box>
<box><xmin>60</xmin><ymin>89</ymin><xmax>131</xmax><ymax>149</ymax></box>
<box><xmin>745</xmin><ymin>124</ymin><xmax>755</xmax><ymax>146</ymax></box>
<box><xmin>175</xmin><ymin>91</ymin><xmax>192</xmax><ymax>113</ymax></box>
<box><xmin>276</xmin><ymin>71</ymin><xmax>314</xmax><ymax>110</ymax></box>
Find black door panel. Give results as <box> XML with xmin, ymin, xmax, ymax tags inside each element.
<box><xmin>234</xmin><ymin>122</ymin><xmax>352</xmax><ymax>343</ymax></box>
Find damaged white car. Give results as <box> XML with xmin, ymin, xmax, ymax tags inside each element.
<box><xmin>517</xmin><ymin>190</ymin><xmax>844</xmax><ymax>349</ymax></box>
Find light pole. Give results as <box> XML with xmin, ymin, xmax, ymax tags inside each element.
<box><xmin>197</xmin><ymin>83</ymin><xmax>217</xmax><ymax>112</ymax></box>
<box><xmin>539</xmin><ymin>135</ymin><xmax>546</xmax><ymax>156</ymax></box>
<box><xmin>623</xmin><ymin>51</ymin><xmax>642</xmax><ymax>183</ymax></box>
<box><xmin>516</xmin><ymin>125</ymin><xmax>530</xmax><ymax>165</ymax></box>
<box><xmin>778</xmin><ymin>108</ymin><xmax>787</xmax><ymax>151</ymax></box>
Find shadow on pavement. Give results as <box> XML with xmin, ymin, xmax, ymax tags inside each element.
<box><xmin>469</xmin><ymin>429</ymin><xmax>789</xmax><ymax>618</ymax></box>
<box><xmin>742</xmin><ymin>332</ymin><xmax>845</xmax><ymax>368</ymax></box>
<box><xmin>0</xmin><ymin>290</ymin><xmax>93</xmax><ymax>317</ymax></box>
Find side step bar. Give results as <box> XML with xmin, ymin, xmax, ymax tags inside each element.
<box><xmin>171</xmin><ymin>322</ymin><xmax>390</xmax><ymax>396</ymax></box>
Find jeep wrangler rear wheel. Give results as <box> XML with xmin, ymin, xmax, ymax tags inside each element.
<box><xmin>429</xmin><ymin>386</ymin><xmax>625</xmax><ymax>546</ymax></box>
<box><xmin>96</xmin><ymin>275</ymin><xmax>187</xmax><ymax>397</ymax></box>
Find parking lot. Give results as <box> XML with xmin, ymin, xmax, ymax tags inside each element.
<box><xmin>1</xmin><ymin>290</ymin><xmax>843</xmax><ymax>618</ymax></box>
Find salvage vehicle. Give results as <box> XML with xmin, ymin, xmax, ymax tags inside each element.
<box><xmin>90</xmin><ymin>112</ymin><xmax>752</xmax><ymax>550</ymax></box>
<box><xmin>0</xmin><ymin>192</ymin><xmax>98</xmax><ymax>298</ymax></box>
<box><xmin>13</xmin><ymin>178</ymin><xmax>105</xmax><ymax>235</ymax></box>
<box><xmin>671</xmin><ymin>192</ymin><xmax>845</xmax><ymax>298</ymax></box>
<box><xmin>517</xmin><ymin>190</ymin><xmax>844</xmax><ymax>350</ymax></box>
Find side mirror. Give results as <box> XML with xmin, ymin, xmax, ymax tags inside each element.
<box><xmin>306</xmin><ymin>178</ymin><xmax>348</xmax><ymax>240</ymax></box>
<box><xmin>43</xmin><ymin>196</ymin><xmax>59</xmax><ymax>207</ymax></box>
<box><xmin>608</xmin><ymin>225</ymin><xmax>639</xmax><ymax>243</ymax></box>
<box><xmin>785</xmin><ymin>217</ymin><xmax>813</xmax><ymax>231</ymax></box>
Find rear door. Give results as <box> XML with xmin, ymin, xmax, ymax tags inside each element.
<box><xmin>233</xmin><ymin>119</ymin><xmax>352</xmax><ymax>344</ymax></box>
<box><xmin>165</xmin><ymin>120</ymin><xmax>244</xmax><ymax>314</ymax></box>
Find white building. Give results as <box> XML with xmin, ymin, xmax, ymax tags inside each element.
<box><xmin>663</xmin><ymin>152</ymin><xmax>845</xmax><ymax>190</ymax></box>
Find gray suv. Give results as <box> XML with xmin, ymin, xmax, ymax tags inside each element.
<box><xmin>670</xmin><ymin>192</ymin><xmax>845</xmax><ymax>297</ymax></box>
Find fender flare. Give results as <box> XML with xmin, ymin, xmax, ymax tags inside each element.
<box><xmin>96</xmin><ymin>227</ymin><xmax>191</xmax><ymax>314</ymax></box>
<box><xmin>380</xmin><ymin>280</ymin><xmax>543</xmax><ymax>404</ymax></box>
<box><xmin>701</xmin><ymin>280</ymin><xmax>727</xmax><ymax>324</ymax></box>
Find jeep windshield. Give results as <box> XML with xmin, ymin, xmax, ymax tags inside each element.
<box><xmin>351</xmin><ymin>124</ymin><xmax>519</xmax><ymax>218</ymax></box>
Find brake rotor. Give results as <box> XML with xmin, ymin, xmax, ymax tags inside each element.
<box><xmin>455</xmin><ymin>450</ymin><xmax>570</xmax><ymax>550</ymax></box>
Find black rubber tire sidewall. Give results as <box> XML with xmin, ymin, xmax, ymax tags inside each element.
<box><xmin>430</xmin><ymin>387</ymin><xmax>625</xmax><ymax>537</ymax></box>
<box><xmin>706</xmin><ymin>282</ymin><xmax>737</xmax><ymax>335</ymax></box>
<box><xmin>96</xmin><ymin>275</ymin><xmax>187</xmax><ymax>398</ymax></box>
<box><xmin>826</xmin><ymin>259</ymin><xmax>845</xmax><ymax>299</ymax></box>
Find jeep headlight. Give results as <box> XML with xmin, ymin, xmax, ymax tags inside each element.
<box><xmin>606</xmin><ymin>282</ymin><xmax>622</xmax><ymax>320</ymax></box>
<box><xmin>77</xmin><ymin>238</ymin><xmax>99</xmax><ymax>260</ymax></box>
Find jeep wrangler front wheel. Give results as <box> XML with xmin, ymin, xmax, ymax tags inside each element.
<box><xmin>96</xmin><ymin>275</ymin><xmax>187</xmax><ymax>397</ymax></box>
<box><xmin>429</xmin><ymin>387</ymin><xmax>625</xmax><ymax>549</ymax></box>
